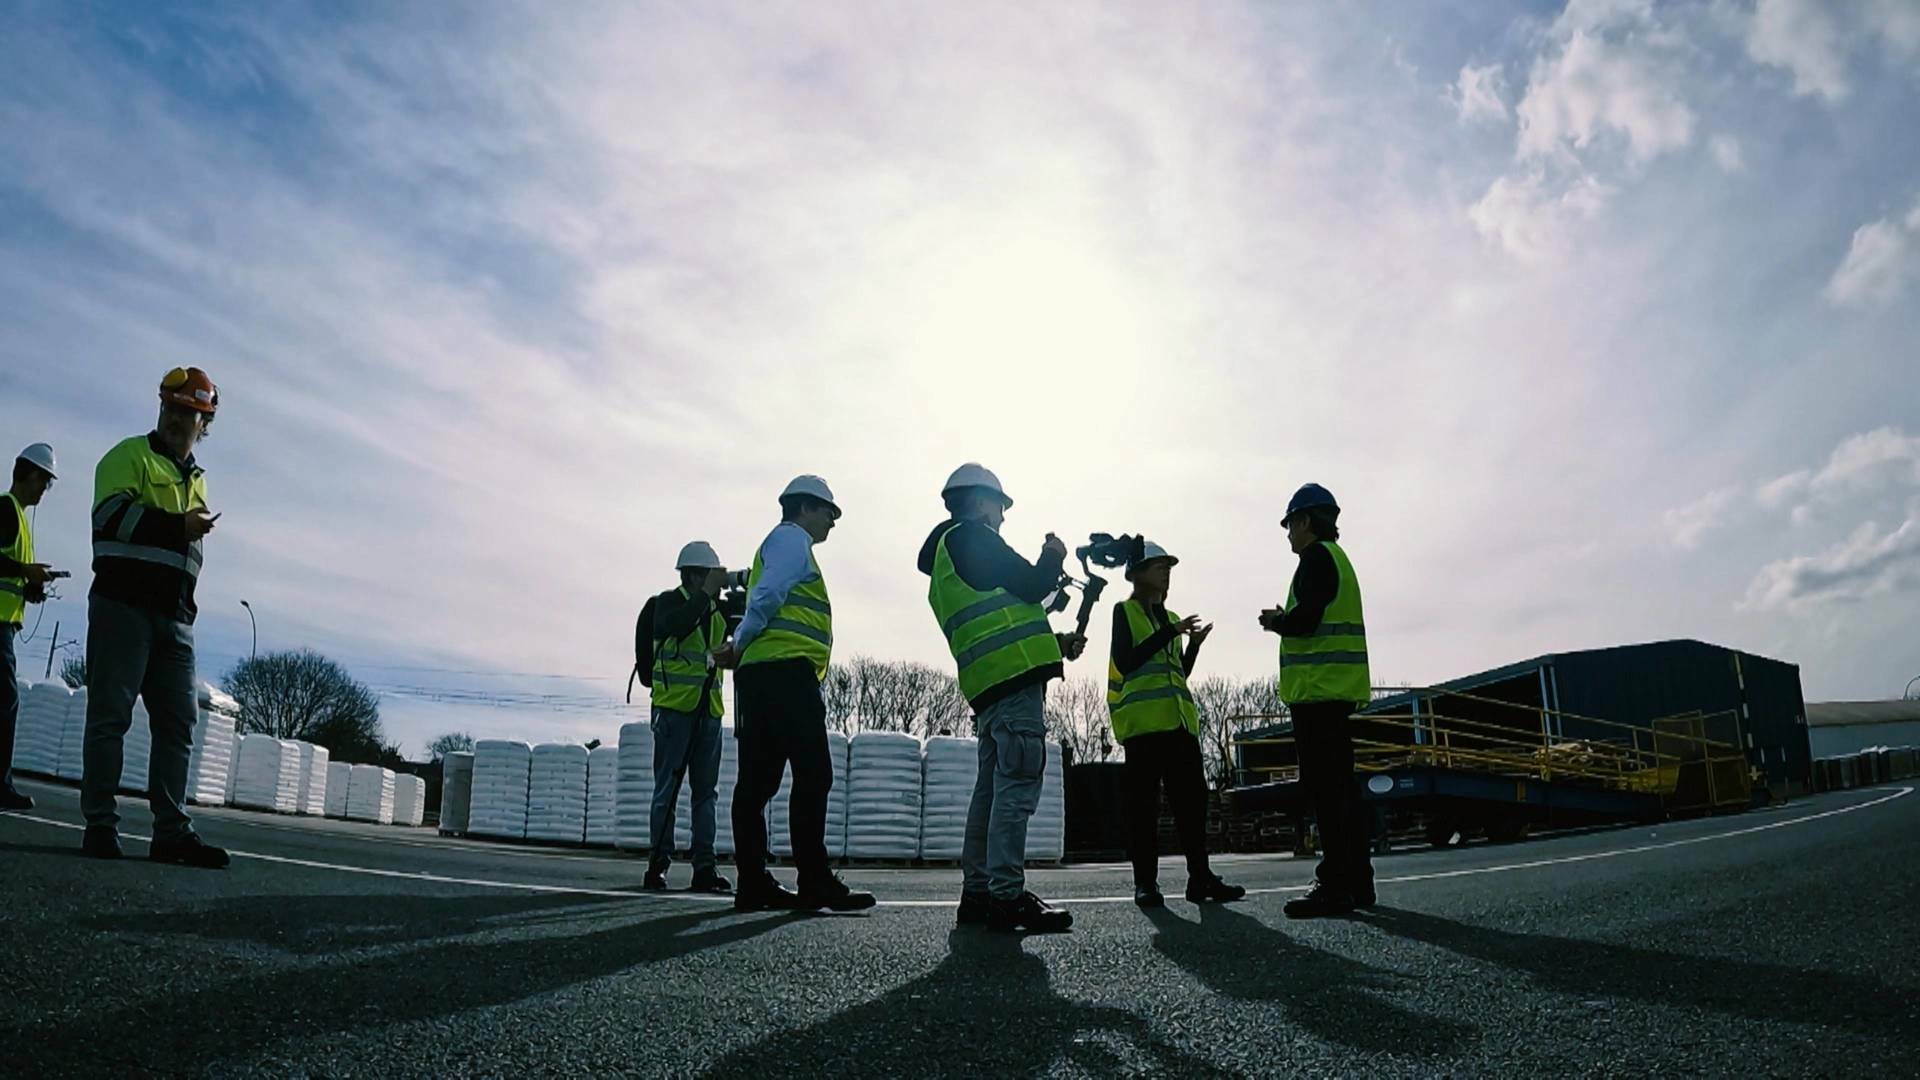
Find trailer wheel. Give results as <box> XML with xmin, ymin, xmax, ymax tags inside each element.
<box><xmin>1486</xmin><ymin>817</ymin><xmax>1531</xmax><ymax>844</ymax></box>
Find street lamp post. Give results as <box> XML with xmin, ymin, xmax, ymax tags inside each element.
<box><xmin>240</xmin><ymin>600</ymin><xmax>256</xmax><ymax>660</ymax></box>
<box><xmin>1905</xmin><ymin>674</ymin><xmax>1920</xmax><ymax>701</ymax></box>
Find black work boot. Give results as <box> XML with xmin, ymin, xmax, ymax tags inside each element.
<box><xmin>957</xmin><ymin>890</ymin><xmax>992</xmax><ymax>926</ymax></box>
<box><xmin>149</xmin><ymin>832</ymin><xmax>230</xmax><ymax>869</ymax></box>
<box><xmin>1354</xmin><ymin>881</ymin><xmax>1377</xmax><ymax>909</ymax></box>
<box><xmin>1185</xmin><ymin>875</ymin><xmax>1247</xmax><ymax>904</ymax></box>
<box><xmin>734</xmin><ymin>874</ymin><xmax>801</xmax><ymax>913</ymax></box>
<box><xmin>1134</xmin><ymin>884</ymin><xmax>1166</xmax><ymax>909</ymax></box>
<box><xmin>82</xmin><ymin>826</ymin><xmax>124</xmax><ymax>860</ymax></box>
<box><xmin>642</xmin><ymin>869</ymin><xmax>669</xmax><ymax>891</ymax></box>
<box><xmin>797</xmin><ymin>874</ymin><xmax>876</xmax><ymax>913</ymax></box>
<box><xmin>987</xmin><ymin>892</ymin><xmax>1073</xmax><ymax>933</ymax></box>
<box><xmin>1284</xmin><ymin>882</ymin><xmax>1354</xmax><ymax>919</ymax></box>
<box><xmin>689</xmin><ymin>869</ymin><xmax>732</xmax><ymax>895</ymax></box>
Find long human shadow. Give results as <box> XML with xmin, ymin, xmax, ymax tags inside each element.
<box><xmin>1362</xmin><ymin>907</ymin><xmax>1920</xmax><ymax>1044</ymax></box>
<box><xmin>15</xmin><ymin>893</ymin><xmax>799</xmax><ymax>1074</ymax></box>
<box><xmin>1146</xmin><ymin>904</ymin><xmax>1476</xmax><ymax>1057</ymax></box>
<box><xmin>699</xmin><ymin>928</ymin><xmax>1239</xmax><ymax>1078</ymax></box>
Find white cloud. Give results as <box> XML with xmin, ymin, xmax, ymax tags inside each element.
<box><xmin>1824</xmin><ymin>197</ymin><xmax>1920</xmax><ymax>308</ymax></box>
<box><xmin>1515</xmin><ymin>4</ymin><xmax>1696</xmax><ymax>165</ymax></box>
<box><xmin>1743</xmin><ymin>508</ymin><xmax>1920</xmax><ymax>610</ymax></box>
<box><xmin>1709</xmin><ymin>134</ymin><xmax>1745</xmax><ymax>172</ymax></box>
<box><xmin>1665</xmin><ymin>486</ymin><xmax>1742</xmax><ymax>550</ymax></box>
<box><xmin>1744</xmin><ymin>0</ymin><xmax>1852</xmax><ymax>102</ymax></box>
<box><xmin>1468</xmin><ymin>171</ymin><xmax>1613</xmax><ymax>262</ymax></box>
<box><xmin>1451</xmin><ymin>63</ymin><xmax>1509</xmax><ymax>123</ymax></box>
<box><xmin>1866</xmin><ymin>0</ymin><xmax>1920</xmax><ymax>59</ymax></box>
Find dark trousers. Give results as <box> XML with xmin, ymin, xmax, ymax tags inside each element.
<box><xmin>1</xmin><ymin>624</ymin><xmax>18</xmax><ymax>793</ymax></box>
<box><xmin>731</xmin><ymin>658</ymin><xmax>833</xmax><ymax>887</ymax></box>
<box><xmin>1121</xmin><ymin>727</ymin><xmax>1212</xmax><ymax>886</ymax></box>
<box><xmin>1293</xmin><ymin>701</ymin><xmax>1372</xmax><ymax>895</ymax></box>
<box><xmin>81</xmin><ymin>596</ymin><xmax>198</xmax><ymax>840</ymax></box>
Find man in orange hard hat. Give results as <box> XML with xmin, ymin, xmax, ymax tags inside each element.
<box><xmin>79</xmin><ymin>367</ymin><xmax>229</xmax><ymax>868</ymax></box>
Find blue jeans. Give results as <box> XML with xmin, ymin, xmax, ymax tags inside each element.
<box><xmin>650</xmin><ymin>705</ymin><xmax>721</xmax><ymax>872</ymax></box>
<box><xmin>81</xmin><ymin>596</ymin><xmax>198</xmax><ymax>840</ymax></box>
<box><xmin>961</xmin><ymin>682</ymin><xmax>1049</xmax><ymax>901</ymax></box>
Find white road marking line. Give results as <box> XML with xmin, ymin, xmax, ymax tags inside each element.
<box><xmin>6</xmin><ymin>787</ymin><xmax>1908</xmax><ymax>909</ymax></box>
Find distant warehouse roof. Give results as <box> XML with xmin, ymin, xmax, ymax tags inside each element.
<box><xmin>1805</xmin><ymin>700</ymin><xmax>1920</xmax><ymax>727</ymax></box>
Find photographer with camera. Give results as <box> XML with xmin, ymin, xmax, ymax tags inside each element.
<box><xmin>2</xmin><ymin>443</ymin><xmax>63</xmax><ymax>812</ymax></box>
<box><xmin>918</xmin><ymin>463</ymin><xmax>1087</xmax><ymax>933</ymax></box>
<box><xmin>1109</xmin><ymin>541</ymin><xmax>1245</xmax><ymax>908</ymax></box>
<box><xmin>1258</xmin><ymin>483</ymin><xmax>1374</xmax><ymax>918</ymax></box>
<box><xmin>637</xmin><ymin>541</ymin><xmax>743</xmax><ymax>894</ymax></box>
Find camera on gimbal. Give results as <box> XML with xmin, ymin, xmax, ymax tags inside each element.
<box><xmin>717</xmin><ymin>568</ymin><xmax>751</xmax><ymax>629</ymax></box>
<box><xmin>1046</xmin><ymin>533</ymin><xmax>1146</xmax><ymax>638</ymax></box>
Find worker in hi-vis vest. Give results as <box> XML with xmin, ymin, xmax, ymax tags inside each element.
<box><xmin>1259</xmin><ymin>483</ymin><xmax>1373</xmax><ymax>918</ymax></box>
<box><xmin>642</xmin><ymin>541</ymin><xmax>736</xmax><ymax>895</ymax></box>
<box><xmin>1108</xmin><ymin>540</ymin><xmax>1244</xmax><ymax>909</ymax></box>
<box><xmin>918</xmin><ymin>463</ymin><xmax>1087</xmax><ymax>934</ymax></box>
<box><xmin>1</xmin><ymin>442</ymin><xmax>62</xmax><ymax>812</ymax></box>
<box><xmin>79</xmin><ymin>367</ymin><xmax>229</xmax><ymax>869</ymax></box>
<box><xmin>711</xmin><ymin>475</ymin><xmax>875</xmax><ymax>914</ymax></box>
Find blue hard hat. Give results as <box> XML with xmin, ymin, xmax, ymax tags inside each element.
<box><xmin>1284</xmin><ymin>483</ymin><xmax>1339</xmax><ymax>523</ymax></box>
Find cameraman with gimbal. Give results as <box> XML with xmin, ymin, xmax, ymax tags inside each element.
<box><xmin>638</xmin><ymin>541</ymin><xmax>745</xmax><ymax>894</ymax></box>
<box><xmin>918</xmin><ymin>463</ymin><xmax>1087</xmax><ymax>934</ymax></box>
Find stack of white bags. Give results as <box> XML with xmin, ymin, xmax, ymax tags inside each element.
<box><xmin>613</xmin><ymin>721</ymin><xmax>656</xmax><ymax>852</ymax></box>
<box><xmin>186</xmin><ymin>698</ymin><xmax>237</xmax><ymax>806</ymax></box>
<box><xmin>55</xmin><ymin>687</ymin><xmax>87</xmax><ymax>781</ymax></box>
<box><xmin>468</xmin><ymin>739</ymin><xmax>531</xmax><ymax>840</ymax></box>
<box><xmin>295</xmin><ymin>743</ymin><xmax>331</xmax><ymax>816</ymax></box>
<box><xmin>673</xmin><ymin>728</ymin><xmax>738</xmax><ymax>855</ymax></box>
<box><xmin>393</xmin><ymin>772</ymin><xmax>427</xmax><ymax>827</ymax></box>
<box><xmin>323</xmin><ymin>760</ymin><xmax>352</xmax><ymax>817</ymax></box>
<box><xmin>846</xmin><ymin>732</ymin><xmax>923</xmax><ymax>859</ymax></box>
<box><xmin>12</xmin><ymin>680</ymin><xmax>67</xmax><ymax>776</ymax></box>
<box><xmin>526</xmin><ymin>743</ymin><xmax>588</xmax><ymax>843</ymax></box>
<box><xmin>586</xmin><ymin>745</ymin><xmax>618</xmax><ymax>846</ymax></box>
<box><xmin>232</xmin><ymin>734</ymin><xmax>301</xmax><ymax>812</ymax></box>
<box><xmin>1024</xmin><ymin>745</ymin><xmax>1067</xmax><ymax>862</ymax></box>
<box><xmin>771</xmin><ymin>730</ymin><xmax>850</xmax><ymax>859</ymax></box>
<box><xmin>346</xmin><ymin>763</ymin><xmax>396</xmax><ymax>824</ymax></box>
<box><xmin>918</xmin><ymin>735</ymin><xmax>976</xmax><ymax>860</ymax></box>
<box><xmin>117</xmin><ymin>699</ymin><xmax>152</xmax><ymax>795</ymax></box>
<box><xmin>438</xmin><ymin>751</ymin><xmax>473</xmax><ymax>835</ymax></box>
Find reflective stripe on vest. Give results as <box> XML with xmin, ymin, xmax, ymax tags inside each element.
<box><xmin>0</xmin><ymin>493</ymin><xmax>30</xmax><ymax>625</ymax></box>
<box><xmin>1107</xmin><ymin>599</ymin><xmax>1198</xmax><ymax>742</ymax></box>
<box><xmin>90</xmin><ymin>436</ymin><xmax>209</xmax><ymax>585</ymax></box>
<box><xmin>1278</xmin><ymin>539</ymin><xmax>1371</xmax><ymax>706</ymax></box>
<box><xmin>927</xmin><ymin>522</ymin><xmax>1063</xmax><ymax>703</ymax></box>
<box><xmin>739</xmin><ymin>533</ymin><xmax>833</xmax><ymax>681</ymax></box>
<box><xmin>651</xmin><ymin>587</ymin><xmax>727</xmax><ymax>717</ymax></box>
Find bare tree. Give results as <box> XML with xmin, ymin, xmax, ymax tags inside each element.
<box><xmin>222</xmin><ymin>649</ymin><xmax>386</xmax><ymax>764</ymax></box>
<box><xmin>1193</xmin><ymin>676</ymin><xmax>1286</xmax><ymax>790</ymax></box>
<box><xmin>1046</xmin><ymin>676</ymin><xmax>1115</xmax><ymax>766</ymax></box>
<box><xmin>427</xmin><ymin>731</ymin><xmax>475</xmax><ymax>761</ymax></box>
<box><xmin>59</xmin><ymin>654</ymin><xmax>86</xmax><ymax>689</ymax></box>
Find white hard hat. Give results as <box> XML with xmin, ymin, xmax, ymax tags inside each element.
<box><xmin>941</xmin><ymin>462</ymin><xmax>1012</xmax><ymax>509</ymax></box>
<box><xmin>1125</xmin><ymin>540</ymin><xmax>1178</xmax><ymax>580</ymax></box>
<box><xmin>15</xmin><ymin>443</ymin><xmax>56</xmax><ymax>480</ymax></box>
<box><xmin>675</xmin><ymin>541</ymin><xmax>724</xmax><ymax>571</ymax></box>
<box><xmin>779</xmin><ymin>474</ymin><xmax>841</xmax><ymax>518</ymax></box>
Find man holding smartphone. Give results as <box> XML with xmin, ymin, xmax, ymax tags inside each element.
<box><xmin>1</xmin><ymin>442</ymin><xmax>62</xmax><ymax>812</ymax></box>
<box><xmin>79</xmin><ymin>367</ymin><xmax>229</xmax><ymax>868</ymax></box>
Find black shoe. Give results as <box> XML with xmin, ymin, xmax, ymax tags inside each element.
<box><xmin>1134</xmin><ymin>885</ymin><xmax>1166</xmax><ymax>909</ymax></box>
<box><xmin>957</xmin><ymin>890</ymin><xmax>992</xmax><ymax>926</ymax></box>
<box><xmin>642</xmin><ymin>870</ymin><xmax>668</xmax><ymax>891</ymax></box>
<box><xmin>149</xmin><ymin>833</ymin><xmax>230</xmax><ymax>869</ymax></box>
<box><xmin>797</xmin><ymin>874</ymin><xmax>876</xmax><ymax>913</ymax></box>
<box><xmin>1185</xmin><ymin>875</ymin><xmax>1247</xmax><ymax>904</ymax></box>
<box><xmin>689</xmin><ymin>869</ymin><xmax>732</xmax><ymax>895</ymax></box>
<box><xmin>987</xmin><ymin>892</ymin><xmax>1073</xmax><ymax>933</ymax></box>
<box><xmin>1354</xmin><ymin>882</ymin><xmax>1377</xmax><ymax>908</ymax></box>
<box><xmin>734</xmin><ymin>876</ymin><xmax>801</xmax><ymax>913</ymax></box>
<box><xmin>1284</xmin><ymin>882</ymin><xmax>1354</xmax><ymax>919</ymax></box>
<box><xmin>0</xmin><ymin>788</ymin><xmax>32</xmax><ymax>812</ymax></box>
<box><xmin>82</xmin><ymin>826</ymin><xmax>123</xmax><ymax>860</ymax></box>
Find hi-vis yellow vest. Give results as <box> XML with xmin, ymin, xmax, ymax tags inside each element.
<box><xmin>1278</xmin><ymin>540</ymin><xmax>1370</xmax><ymax>706</ymax></box>
<box><xmin>651</xmin><ymin>587</ymin><xmax>727</xmax><ymax>717</ymax></box>
<box><xmin>0</xmin><ymin>493</ymin><xmax>32</xmax><ymax>625</ymax></box>
<box><xmin>739</xmin><ymin>533</ymin><xmax>833</xmax><ymax>681</ymax></box>
<box><xmin>927</xmin><ymin>523</ymin><xmax>1062</xmax><ymax>703</ymax></box>
<box><xmin>1107</xmin><ymin>599</ymin><xmax>1198</xmax><ymax>743</ymax></box>
<box><xmin>91</xmin><ymin>435</ymin><xmax>209</xmax><ymax>581</ymax></box>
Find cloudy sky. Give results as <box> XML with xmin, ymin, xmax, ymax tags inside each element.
<box><xmin>3</xmin><ymin>0</ymin><xmax>1916</xmax><ymax>755</ymax></box>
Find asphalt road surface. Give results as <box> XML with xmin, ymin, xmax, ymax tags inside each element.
<box><xmin>3</xmin><ymin>776</ymin><xmax>1916</xmax><ymax>1077</ymax></box>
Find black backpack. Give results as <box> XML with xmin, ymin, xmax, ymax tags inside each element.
<box><xmin>629</xmin><ymin>594</ymin><xmax>660</xmax><ymax>702</ymax></box>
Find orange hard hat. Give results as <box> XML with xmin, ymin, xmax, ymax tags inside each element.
<box><xmin>159</xmin><ymin>367</ymin><xmax>219</xmax><ymax>414</ymax></box>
